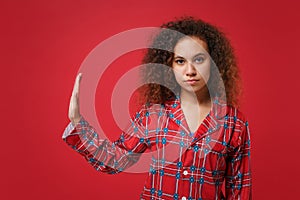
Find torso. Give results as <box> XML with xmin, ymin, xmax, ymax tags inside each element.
<box><xmin>139</xmin><ymin>98</ymin><xmax>250</xmax><ymax>199</ymax></box>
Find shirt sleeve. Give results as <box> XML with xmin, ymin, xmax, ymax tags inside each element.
<box><xmin>62</xmin><ymin>107</ymin><xmax>150</xmax><ymax>174</ymax></box>
<box><xmin>225</xmin><ymin>119</ymin><xmax>252</xmax><ymax>199</ymax></box>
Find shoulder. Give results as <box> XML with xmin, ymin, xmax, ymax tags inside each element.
<box><xmin>132</xmin><ymin>102</ymin><xmax>168</xmax><ymax>121</ymax></box>
<box><xmin>225</xmin><ymin>105</ymin><xmax>250</xmax><ymax>143</ymax></box>
<box><xmin>213</xmin><ymin>95</ymin><xmax>248</xmax><ymax>127</ymax></box>
<box><xmin>142</xmin><ymin>98</ymin><xmax>178</xmax><ymax>112</ymax></box>
<box><xmin>214</xmin><ymin>100</ymin><xmax>250</xmax><ymax>136</ymax></box>
<box><xmin>226</xmin><ymin>105</ymin><xmax>248</xmax><ymax>126</ymax></box>
<box><xmin>224</xmin><ymin>105</ymin><xmax>251</xmax><ymax>148</ymax></box>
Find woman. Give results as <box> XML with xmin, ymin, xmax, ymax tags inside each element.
<box><xmin>63</xmin><ymin>16</ymin><xmax>252</xmax><ymax>199</ymax></box>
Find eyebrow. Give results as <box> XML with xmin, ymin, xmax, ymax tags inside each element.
<box><xmin>174</xmin><ymin>53</ymin><xmax>207</xmax><ymax>59</ymax></box>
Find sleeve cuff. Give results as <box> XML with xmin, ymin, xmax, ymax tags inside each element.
<box><xmin>62</xmin><ymin>116</ymin><xmax>85</xmax><ymax>139</ymax></box>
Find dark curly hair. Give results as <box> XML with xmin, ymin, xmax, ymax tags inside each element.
<box><xmin>139</xmin><ymin>16</ymin><xmax>242</xmax><ymax>108</ymax></box>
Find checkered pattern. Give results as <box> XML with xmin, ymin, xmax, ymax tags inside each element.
<box><xmin>62</xmin><ymin>96</ymin><xmax>252</xmax><ymax>199</ymax></box>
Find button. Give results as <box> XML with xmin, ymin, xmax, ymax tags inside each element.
<box><xmin>181</xmin><ymin>197</ymin><xmax>187</xmax><ymax>200</ymax></box>
<box><xmin>183</xmin><ymin>170</ymin><xmax>188</xmax><ymax>175</ymax></box>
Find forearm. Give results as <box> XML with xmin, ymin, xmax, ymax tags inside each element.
<box><xmin>62</xmin><ymin>116</ymin><xmax>148</xmax><ymax>174</ymax></box>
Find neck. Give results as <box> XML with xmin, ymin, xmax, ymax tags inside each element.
<box><xmin>180</xmin><ymin>87</ymin><xmax>211</xmax><ymax>106</ymax></box>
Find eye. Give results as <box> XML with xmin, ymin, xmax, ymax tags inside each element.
<box><xmin>194</xmin><ymin>57</ymin><xmax>205</xmax><ymax>63</ymax></box>
<box><xmin>174</xmin><ymin>59</ymin><xmax>185</xmax><ymax>65</ymax></box>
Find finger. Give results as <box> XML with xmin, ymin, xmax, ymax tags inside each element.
<box><xmin>72</xmin><ymin>73</ymin><xmax>82</xmax><ymax>97</ymax></box>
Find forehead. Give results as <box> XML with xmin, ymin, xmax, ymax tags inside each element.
<box><xmin>173</xmin><ymin>36</ymin><xmax>209</xmax><ymax>57</ymax></box>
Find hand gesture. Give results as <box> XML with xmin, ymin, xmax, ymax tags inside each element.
<box><xmin>68</xmin><ymin>73</ymin><xmax>82</xmax><ymax>125</ymax></box>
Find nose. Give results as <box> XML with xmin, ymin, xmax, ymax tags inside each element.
<box><xmin>186</xmin><ymin>62</ymin><xmax>197</xmax><ymax>77</ymax></box>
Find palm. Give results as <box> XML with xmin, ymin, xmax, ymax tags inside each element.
<box><xmin>68</xmin><ymin>73</ymin><xmax>82</xmax><ymax>125</ymax></box>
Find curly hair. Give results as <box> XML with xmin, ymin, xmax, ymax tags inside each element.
<box><xmin>139</xmin><ymin>16</ymin><xmax>242</xmax><ymax>108</ymax></box>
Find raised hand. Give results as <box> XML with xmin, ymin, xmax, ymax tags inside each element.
<box><xmin>68</xmin><ymin>73</ymin><xmax>82</xmax><ymax>125</ymax></box>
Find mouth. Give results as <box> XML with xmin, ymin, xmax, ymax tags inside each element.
<box><xmin>185</xmin><ymin>79</ymin><xmax>200</xmax><ymax>85</ymax></box>
<box><xmin>185</xmin><ymin>79</ymin><xmax>199</xmax><ymax>82</ymax></box>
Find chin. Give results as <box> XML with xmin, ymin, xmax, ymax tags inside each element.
<box><xmin>182</xmin><ymin>87</ymin><xmax>201</xmax><ymax>94</ymax></box>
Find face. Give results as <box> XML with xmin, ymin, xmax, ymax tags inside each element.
<box><xmin>172</xmin><ymin>36</ymin><xmax>211</xmax><ymax>95</ymax></box>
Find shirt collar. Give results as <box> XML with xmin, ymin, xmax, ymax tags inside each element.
<box><xmin>165</xmin><ymin>95</ymin><xmax>229</xmax><ymax>143</ymax></box>
<box><xmin>166</xmin><ymin>95</ymin><xmax>228</xmax><ymax>119</ymax></box>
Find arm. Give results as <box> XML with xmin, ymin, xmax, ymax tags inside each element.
<box><xmin>225</xmin><ymin>119</ymin><xmax>252</xmax><ymax>199</ymax></box>
<box><xmin>62</xmin><ymin>114</ymin><xmax>149</xmax><ymax>174</ymax></box>
<box><xmin>63</xmin><ymin>73</ymin><xmax>149</xmax><ymax>174</ymax></box>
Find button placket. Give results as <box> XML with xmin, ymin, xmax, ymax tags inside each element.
<box><xmin>183</xmin><ymin>170</ymin><xmax>188</xmax><ymax>176</ymax></box>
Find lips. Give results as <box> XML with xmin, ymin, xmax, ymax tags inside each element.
<box><xmin>186</xmin><ymin>79</ymin><xmax>199</xmax><ymax>81</ymax></box>
<box><xmin>185</xmin><ymin>79</ymin><xmax>199</xmax><ymax>85</ymax></box>
<box><xmin>185</xmin><ymin>79</ymin><xmax>199</xmax><ymax>82</ymax></box>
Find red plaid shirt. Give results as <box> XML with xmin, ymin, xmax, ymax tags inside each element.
<box><xmin>62</xmin><ymin>96</ymin><xmax>252</xmax><ymax>200</ymax></box>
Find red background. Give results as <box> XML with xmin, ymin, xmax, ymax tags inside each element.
<box><xmin>1</xmin><ymin>0</ymin><xmax>300</xmax><ymax>199</ymax></box>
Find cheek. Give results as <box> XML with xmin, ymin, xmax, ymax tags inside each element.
<box><xmin>172</xmin><ymin>70</ymin><xmax>181</xmax><ymax>83</ymax></box>
<box><xmin>196</xmin><ymin>64</ymin><xmax>210</xmax><ymax>83</ymax></box>
<box><xmin>172</xmin><ymin>68</ymin><xmax>185</xmax><ymax>86</ymax></box>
